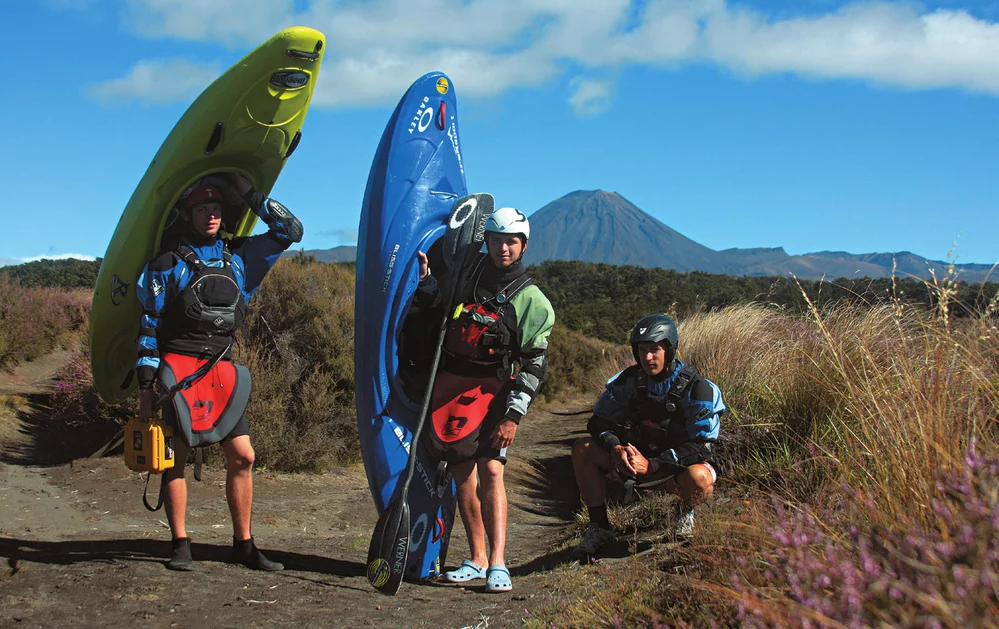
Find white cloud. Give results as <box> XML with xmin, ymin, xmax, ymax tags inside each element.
<box><xmin>122</xmin><ymin>0</ymin><xmax>298</xmax><ymax>48</ymax></box>
<box><xmin>88</xmin><ymin>0</ymin><xmax>999</xmax><ymax>111</ymax></box>
<box><xmin>568</xmin><ymin>77</ymin><xmax>615</xmax><ymax>116</ymax></box>
<box><xmin>312</xmin><ymin>47</ymin><xmax>560</xmax><ymax>108</ymax></box>
<box><xmin>87</xmin><ymin>58</ymin><xmax>222</xmax><ymax>104</ymax></box>
<box><xmin>703</xmin><ymin>2</ymin><xmax>999</xmax><ymax>93</ymax></box>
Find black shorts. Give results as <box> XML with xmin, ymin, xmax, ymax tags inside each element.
<box><xmin>473</xmin><ymin>414</ymin><xmax>509</xmax><ymax>464</ymax></box>
<box><xmin>161</xmin><ymin>403</ymin><xmax>250</xmax><ymax>443</ymax></box>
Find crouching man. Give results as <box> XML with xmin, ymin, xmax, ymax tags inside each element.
<box><xmin>571</xmin><ymin>314</ymin><xmax>725</xmax><ymax>560</ymax></box>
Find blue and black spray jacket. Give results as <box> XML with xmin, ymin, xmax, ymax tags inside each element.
<box><xmin>134</xmin><ymin>198</ymin><xmax>295</xmax><ymax>390</ymax></box>
<box><xmin>588</xmin><ymin>360</ymin><xmax>725</xmax><ymax>476</ymax></box>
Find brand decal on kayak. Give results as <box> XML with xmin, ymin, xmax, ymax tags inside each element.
<box><xmin>381</xmin><ymin>244</ymin><xmax>400</xmax><ymax>293</ymax></box>
<box><xmin>410</xmin><ymin>513</ymin><xmax>428</xmax><ymax>550</ymax></box>
<box><xmin>415</xmin><ymin>456</ymin><xmax>434</xmax><ymax>496</ymax></box>
<box><xmin>436</xmin><ymin>77</ymin><xmax>449</xmax><ymax>94</ymax></box>
<box><xmin>447</xmin><ymin>122</ymin><xmax>464</xmax><ymax>175</ymax></box>
<box><xmin>111</xmin><ymin>274</ymin><xmax>129</xmax><ymax>306</ymax></box>
<box><xmin>270</xmin><ymin>71</ymin><xmax>310</xmax><ymax>89</ymax></box>
<box><xmin>408</xmin><ymin>96</ymin><xmax>434</xmax><ymax>135</ymax></box>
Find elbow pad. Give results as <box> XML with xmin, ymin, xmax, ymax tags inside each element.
<box><xmin>587</xmin><ymin>415</ymin><xmax>623</xmax><ymax>451</ymax></box>
<box><xmin>262</xmin><ymin>198</ymin><xmax>304</xmax><ymax>243</ymax></box>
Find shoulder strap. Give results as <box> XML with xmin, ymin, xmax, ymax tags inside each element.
<box><xmin>177</xmin><ymin>243</ymin><xmax>231</xmax><ymax>272</ymax></box>
<box><xmin>500</xmin><ymin>275</ymin><xmax>534</xmax><ymax>305</ymax></box>
<box><xmin>176</xmin><ymin>244</ymin><xmax>205</xmax><ymax>273</ymax></box>
<box><xmin>634</xmin><ymin>365</ymin><xmax>694</xmax><ymax>402</ymax></box>
<box><xmin>668</xmin><ymin>365</ymin><xmax>698</xmax><ymax>402</ymax></box>
<box><xmin>634</xmin><ymin>369</ymin><xmax>648</xmax><ymax>398</ymax></box>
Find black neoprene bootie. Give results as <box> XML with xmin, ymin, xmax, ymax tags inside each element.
<box><xmin>232</xmin><ymin>537</ymin><xmax>284</xmax><ymax>571</ymax></box>
<box><xmin>166</xmin><ymin>537</ymin><xmax>197</xmax><ymax>571</ymax></box>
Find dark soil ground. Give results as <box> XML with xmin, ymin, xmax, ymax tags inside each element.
<box><xmin>0</xmin><ymin>354</ymin><xmax>619</xmax><ymax>629</ymax></box>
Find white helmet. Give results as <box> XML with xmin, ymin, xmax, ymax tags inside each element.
<box><xmin>484</xmin><ymin>207</ymin><xmax>530</xmax><ymax>241</ymax></box>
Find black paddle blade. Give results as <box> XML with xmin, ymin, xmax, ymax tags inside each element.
<box><xmin>441</xmin><ymin>193</ymin><xmax>494</xmax><ymax>273</ymax></box>
<box><xmin>366</xmin><ymin>499</ymin><xmax>411</xmax><ymax>595</ymax></box>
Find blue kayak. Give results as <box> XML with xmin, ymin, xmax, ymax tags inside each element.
<box><xmin>355</xmin><ymin>71</ymin><xmax>467</xmax><ymax>580</ymax></box>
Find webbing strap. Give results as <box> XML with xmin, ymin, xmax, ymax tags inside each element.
<box><xmin>143</xmin><ymin>473</ymin><xmax>166</xmax><ymax>512</ymax></box>
<box><xmin>177</xmin><ymin>243</ymin><xmax>232</xmax><ymax>274</ymax></box>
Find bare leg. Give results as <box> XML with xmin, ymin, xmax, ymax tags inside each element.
<box><xmin>676</xmin><ymin>463</ymin><xmax>715</xmax><ymax>508</ymax></box>
<box><xmin>571</xmin><ymin>437</ymin><xmax>612</xmax><ymax>507</ymax></box>
<box><xmin>478</xmin><ymin>458</ymin><xmax>507</xmax><ymax>566</ymax></box>
<box><xmin>452</xmin><ymin>458</ymin><xmax>488</xmax><ymax>567</ymax></box>
<box><xmin>164</xmin><ymin>439</ymin><xmax>191</xmax><ymax>539</ymax></box>
<box><xmin>222</xmin><ymin>435</ymin><xmax>255</xmax><ymax>540</ymax></box>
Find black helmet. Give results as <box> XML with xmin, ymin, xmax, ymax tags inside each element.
<box><xmin>629</xmin><ymin>314</ymin><xmax>678</xmax><ymax>365</ymax></box>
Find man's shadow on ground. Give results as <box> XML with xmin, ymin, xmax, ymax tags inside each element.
<box><xmin>0</xmin><ymin>537</ymin><xmax>367</xmax><ymax>582</ymax></box>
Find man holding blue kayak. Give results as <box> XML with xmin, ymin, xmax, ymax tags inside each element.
<box><xmin>414</xmin><ymin>207</ymin><xmax>555</xmax><ymax>592</ymax></box>
<box><xmin>135</xmin><ymin>173</ymin><xmax>302</xmax><ymax>571</ymax></box>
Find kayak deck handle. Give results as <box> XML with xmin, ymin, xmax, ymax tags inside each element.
<box><xmin>286</xmin><ymin>39</ymin><xmax>323</xmax><ymax>61</ymax></box>
<box><xmin>284</xmin><ymin>131</ymin><xmax>302</xmax><ymax>160</ymax></box>
<box><xmin>437</xmin><ymin>102</ymin><xmax>446</xmax><ymax>130</ymax></box>
<box><xmin>205</xmin><ymin>122</ymin><xmax>223</xmax><ymax>155</ymax></box>
<box><xmin>119</xmin><ymin>369</ymin><xmax>135</xmax><ymax>391</ymax></box>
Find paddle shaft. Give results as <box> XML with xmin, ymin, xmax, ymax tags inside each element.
<box><xmin>393</xmin><ymin>278</ymin><xmax>459</xmax><ymax>514</ymax></box>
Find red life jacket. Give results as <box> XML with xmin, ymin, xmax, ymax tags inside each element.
<box><xmin>443</xmin><ymin>271</ymin><xmax>533</xmax><ymax>365</ymax></box>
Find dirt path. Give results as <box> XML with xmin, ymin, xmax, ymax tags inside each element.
<box><xmin>0</xmin><ymin>349</ymin><xmax>74</xmax><ymax>398</ymax></box>
<box><xmin>0</xmin><ymin>355</ymin><xmax>594</xmax><ymax>628</ymax></box>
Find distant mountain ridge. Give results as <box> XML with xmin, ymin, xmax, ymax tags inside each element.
<box><xmin>523</xmin><ymin>191</ymin><xmax>995</xmax><ymax>282</ymax></box>
<box><xmin>283</xmin><ymin>246</ymin><xmax>357</xmax><ymax>263</ymax></box>
<box><xmin>301</xmin><ymin>190</ymin><xmax>995</xmax><ymax>282</ymax></box>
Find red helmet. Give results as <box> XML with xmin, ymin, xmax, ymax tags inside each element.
<box><xmin>184</xmin><ymin>184</ymin><xmax>225</xmax><ymax>209</ymax></box>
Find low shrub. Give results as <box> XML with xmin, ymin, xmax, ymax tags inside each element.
<box><xmin>236</xmin><ymin>257</ymin><xmax>358</xmax><ymax>471</ymax></box>
<box><xmin>0</xmin><ymin>278</ymin><xmax>90</xmax><ymax>371</ymax></box>
<box><xmin>542</xmin><ymin>325</ymin><xmax>631</xmax><ymax>403</ymax></box>
<box><xmin>729</xmin><ymin>444</ymin><xmax>999</xmax><ymax>629</ymax></box>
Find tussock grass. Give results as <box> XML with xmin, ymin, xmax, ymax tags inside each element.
<box><xmin>539</xmin><ymin>277</ymin><xmax>999</xmax><ymax>628</ymax></box>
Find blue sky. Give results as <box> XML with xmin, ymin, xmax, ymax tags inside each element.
<box><xmin>1</xmin><ymin>0</ymin><xmax>996</xmax><ymax>267</ymax></box>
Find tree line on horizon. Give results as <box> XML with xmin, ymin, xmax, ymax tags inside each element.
<box><xmin>4</xmin><ymin>256</ymin><xmax>996</xmax><ymax>346</ymax></box>
<box><xmin>528</xmin><ymin>260</ymin><xmax>999</xmax><ymax>343</ymax></box>
<box><xmin>1</xmin><ymin>258</ymin><xmax>102</xmax><ymax>289</ymax></box>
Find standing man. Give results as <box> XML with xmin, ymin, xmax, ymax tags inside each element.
<box><xmin>571</xmin><ymin>314</ymin><xmax>725</xmax><ymax>560</ymax></box>
<box><xmin>414</xmin><ymin>207</ymin><xmax>554</xmax><ymax>593</ymax></box>
<box><xmin>135</xmin><ymin>174</ymin><xmax>303</xmax><ymax>571</ymax></box>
